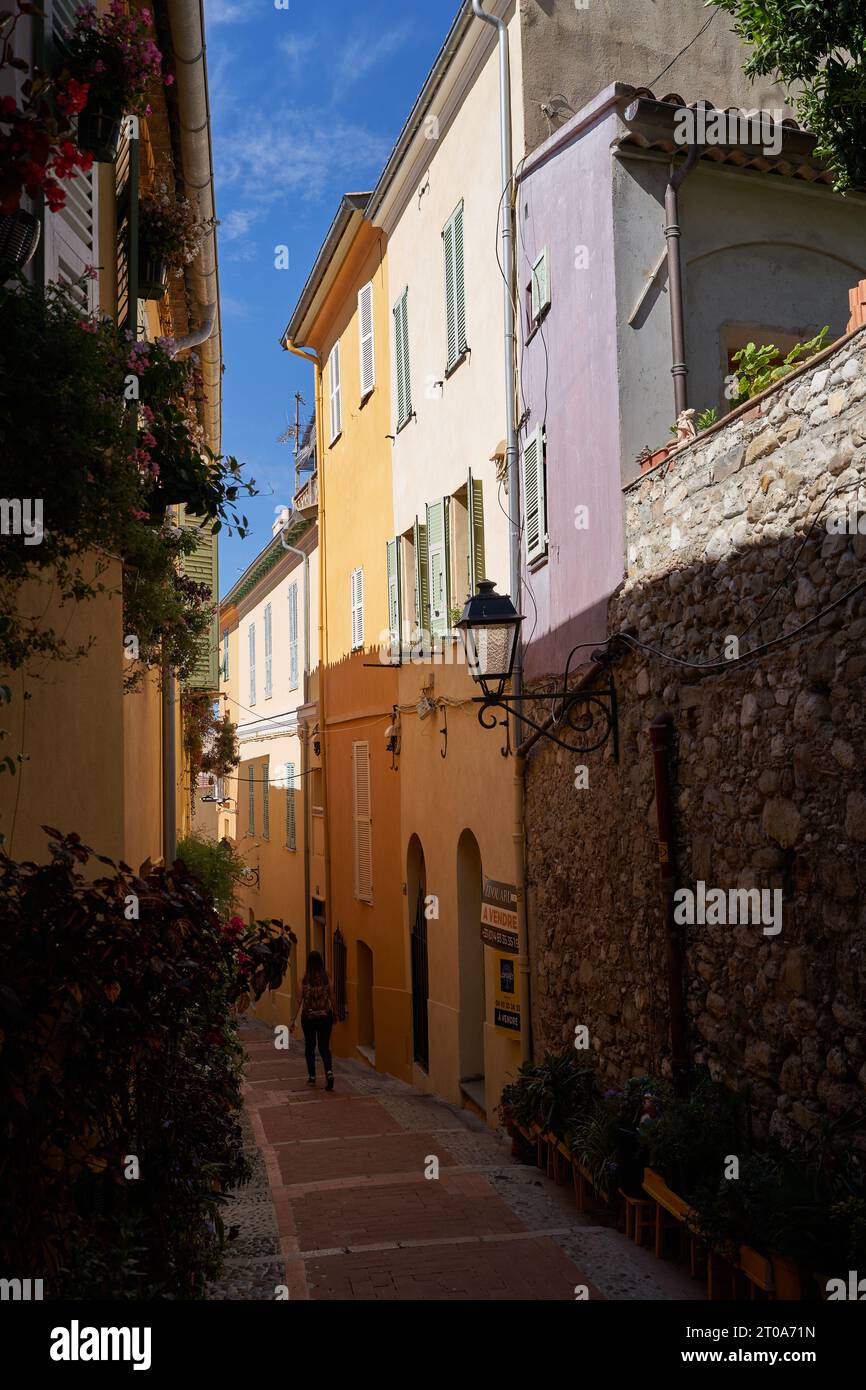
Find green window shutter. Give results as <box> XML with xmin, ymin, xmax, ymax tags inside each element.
<box><xmin>264</xmin><ymin>603</ymin><xmax>273</xmax><ymax>699</ymax></box>
<box><xmin>443</xmin><ymin>201</ymin><xmax>466</xmax><ymax>371</ymax></box>
<box><xmin>523</xmin><ymin>424</ymin><xmax>547</xmax><ymax>563</ymax></box>
<box><xmin>180</xmin><ymin>515</ymin><xmax>219</xmax><ymax>691</ymax></box>
<box><xmin>262</xmin><ymin>762</ymin><xmax>270</xmax><ymax>839</ymax></box>
<box><xmin>531</xmin><ymin>247</ymin><xmax>551</xmax><ymax>322</ymax></box>
<box><xmin>413</xmin><ymin>517</ymin><xmax>429</xmax><ymax>637</ymax></box>
<box><xmin>248</xmin><ymin>622</ymin><xmax>256</xmax><ymax>705</ymax></box>
<box><xmin>394</xmin><ymin>289</ymin><xmax>411</xmax><ymax>428</ymax></box>
<box><xmin>426</xmin><ymin>497</ymin><xmax>451</xmax><ymax>637</ymax></box>
<box><xmin>285</xmin><ymin>762</ymin><xmax>296</xmax><ymax>850</ymax></box>
<box><xmin>247</xmin><ymin>763</ymin><xmax>255</xmax><ymax>836</ymax></box>
<box><xmin>467</xmin><ymin>469</ymin><xmax>485</xmax><ymax>595</ymax></box>
<box><xmin>386</xmin><ymin>537</ymin><xmax>402</xmax><ymax>649</ymax></box>
<box><xmin>288</xmin><ymin>582</ymin><xmax>299</xmax><ymax>690</ymax></box>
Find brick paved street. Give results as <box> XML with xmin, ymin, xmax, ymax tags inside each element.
<box><xmin>208</xmin><ymin>1018</ymin><xmax>700</xmax><ymax>1302</ymax></box>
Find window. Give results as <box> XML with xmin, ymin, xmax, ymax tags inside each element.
<box><xmin>288</xmin><ymin>582</ymin><xmax>299</xmax><ymax>690</ymax></box>
<box><xmin>523</xmin><ymin>424</ymin><xmax>547</xmax><ymax>563</ymax></box>
<box><xmin>216</xmin><ymin>776</ymin><xmax>225</xmax><ymax>803</ymax></box>
<box><xmin>262</xmin><ymin>762</ymin><xmax>270</xmax><ymax>839</ymax></box>
<box><xmin>358</xmin><ymin>281</ymin><xmax>375</xmax><ymax>398</ymax></box>
<box><xmin>263</xmin><ymin>603</ymin><xmax>273</xmax><ymax>699</ymax></box>
<box><xmin>352</xmin><ymin>741</ymin><xmax>372</xmax><ymax>903</ymax></box>
<box><xmin>328</xmin><ymin>340</ymin><xmax>342</xmax><ymax>442</ymax></box>
<box><xmin>413</xmin><ymin>516</ymin><xmax>429</xmax><ymax>638</ymax></box>
<box><xmin>467</xmin><ymin>469</ymin><xmax>485</xmax><ymax>595</ymax></box>
<box><xmin>443</xmin><ymin>200</ymin><xmax>467</xmax><ymax>371</ymax></box>
<box><xmin>248</xmin><ymin>622</ymin><xmax>256</xmax><ymax>705</ymax></box>
<box><xmin>222</xmin><ymin>629</ymin><xmax>229</xmax><ymax>681</ymax></box>
<box><xmin>247</xmin><ymin>763</ymin><xmax>255</xmax><ymax>835</ymax></box>
<box><xmin>529</xmin><ymin>246</ymin><xmax>551</xmax><ymax>329</ymax></box>
<box><xmin>350</xmin><ymin>567</ymin><xmax>364</xmax><ymax>651</ymax></box>
<box><xmin>393</xmin><ymin>288</ymin><xmax>412</xmax><ymax>429</ymax></box>
<box><xmin>285</xmin><ymin>762</ymin><xmax>296</xmax><ymax>850</ymax></box>
<box><xmin>45</xmin><ymin>0</ymin><xmax>99</xmax><ymax>310</ymax></box>
<box><xmin>386</xmin><ymin>537</ymin><xmax>402</xmax><ymax>653</ymax></box>
<box><xmin>426</xmin><ymin>498</ymin><xmax>451</xmax><ymax>637</ymax></box>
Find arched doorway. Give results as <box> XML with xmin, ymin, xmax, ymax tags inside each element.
<box><xmin>457</xmin><ymin>829</ymin><xmax>485</xmax><ymax>1088</ymax></box>
<box><xmin>357</xmin><ymin>940</ymin><xmax>374</xmax><ymax>1056</ymax></box>
<box><xmin>406</xmin><ymin>834</ymin><xmax>429</xmax><ymax>1070</ymax></box>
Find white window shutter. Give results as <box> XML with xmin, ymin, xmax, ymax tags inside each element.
<box><xmin>329</xmin><ymin>341</ymin><xmax>341</xmax><ymax>442</ymax></box>
<box><xmin>285</xmin><ymin>762</ymin><xmax>296</xmax><ymax>850</ymax></box>
<box><xmin>352</xmin><ymin>741</ymin><xmax>373</xmax><ymax>903</ymax></box>
<box><xmin>358</xmin><ymin>281</ymin><xmax>375</xmax><ymax>397</ymax></box>
<box><xmin>248</xmin><ymin>623</ymin><xmax>256</xmax><ymax>705</ymax></box>
<box><xmin>426</xmin><ymin>498</ymin><xmax>450</xmax><ymax>637</ymax></box>
<box><xmin>351</xmin><ymin>567</ymin><xmax>364</xmax><ymax>650</ymax></box>
<box><xmin>386</xmin><ymin>537</ymin><xmax>401</xmax><ymax>649</ymax></box>
<box><xmin>531</xmin><ymin>247</ymin><xmax>551</xmax><ymax>322</ymax></box>
<box><xmin>523</xmin><ymin>424</ymin><xmax>547</xmax><ymax>563</ymax></box>
<box><xmin>288</xmin><ymin>582</ymin><xmax>299</xmax><ymax>690</ymax></box>
<box><xmin>264</xmin><ymin>603</ymin><xmax>273</xmax><ymax>699</ymax></box>
<box><xmin>467</xmin><ymin>469</ymin><xmax>485</xmax><ymax>595</ymax></box>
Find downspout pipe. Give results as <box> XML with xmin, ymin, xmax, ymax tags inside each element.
<box><xmin>471</xmin><ymin>1</ymin><xmax>531</xmax><ymax>1067</ymax></box>
<box><xmin>664</xmin><ymin>143</ymin><xmax>701</xmax><ymax>418</ymax></box>
<box><xmin>649</xmin><ymin>714</ymin><xmax>688</xmax><ymax>1096</ymax></box>
<box><xmin>171</xmin><ymin>300</ymin><xmax>217</xmax><ymax>356</ymax></box>
<box><xmin>278</xmin><ymin>513</ymin><xmax>312</xmax><ymax>957</ymax></box>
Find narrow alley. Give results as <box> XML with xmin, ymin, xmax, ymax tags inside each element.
<box><xmin>209</xmin><ymin>1020</ymin><xmax>695</xmax><ymax>1303</ymax></box>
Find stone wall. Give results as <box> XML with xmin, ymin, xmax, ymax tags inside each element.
<box><xmin>525</xmin><ymin>327</ymin><xmax>866</xmax><ymax>1146</ymax></box>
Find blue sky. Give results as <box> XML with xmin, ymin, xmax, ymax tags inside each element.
<box><xmin>204</xmin><ymin>0</ymin><xmax>460</xmax><ymax>594</ymax></box>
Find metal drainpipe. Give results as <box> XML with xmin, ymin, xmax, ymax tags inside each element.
<box><xmin>649</xmin><ymin>714</ymin><xmax>688</xmax><ymax>1096</ymax></box>
<box><xmin>471</xmin><ymin>0</ymin><xmax>530</xmax><ymax>1065</ymax></box>
<box><xmin>664</xmin><ymin>144</ymin><xmax>700</xmax><ymax>417</ymax></box>
<box><xmin>280</xmin><ymin>517</ymin><xmax>312</xmax><ymax>959</ymax></box>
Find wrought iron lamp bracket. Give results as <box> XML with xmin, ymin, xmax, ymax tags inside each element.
<box><xmin>473</xmin><ymin>667</ymin><xmax>619</xmax><ymax>760</ymax></box>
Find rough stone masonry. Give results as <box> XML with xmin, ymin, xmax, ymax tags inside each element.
<box><xmin>525</xmin><ymin>326</ymin><xmax>866</xmax><ymax>1149</ymax></box>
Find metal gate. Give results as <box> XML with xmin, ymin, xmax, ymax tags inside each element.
<box><xmin>410</xmin><ymin>889</ymin><xmax>429</xmax><ymax>1069</ymax></box>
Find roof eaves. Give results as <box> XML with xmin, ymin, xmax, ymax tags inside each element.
<box><xmin>282</xmin><ymin>193</ymin><xmax>370</xmax><ymax>347</ymax></box>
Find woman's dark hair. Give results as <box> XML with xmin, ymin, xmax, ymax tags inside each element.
<box><xmin>304</xmin><ymin>950</ymin><xmax>327</xmax><ymax>987</ymax></box>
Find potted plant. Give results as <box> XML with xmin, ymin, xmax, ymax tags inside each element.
<box><xmin>137</xmin><ymin>183</ymin><xmax>215</xmax><ymax>299</ymax></box>
<box><xmin>64</xmin><ymin>2</ymin><xmax>171</xmax><ymax>163</ymax></box>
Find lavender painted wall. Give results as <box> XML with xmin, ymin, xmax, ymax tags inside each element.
<box><xmin>518</xmin><ymin>94</ymin><xmax>625</xmax><ymax>681</ymax></box>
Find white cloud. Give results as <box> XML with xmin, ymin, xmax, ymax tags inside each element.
<box><xmin>332</xmin><ymin>22</ymin><xmax>413</xmax><ymax>96</ymax></box>
<box><xmin>279</xmin><ymin>33</ymin><xmax>318</xmax><ymax>72</ymax></box>
<box><xmin>221</xmin><ymin>208</ymin><xmax>257</xmax><ymax>241</ymax></box>
<box><xmin>206</xmin><ymin>0</ymin><xmax>260</xmax><ymax>26</ymax></box>
<box><xmin>215</xmin><ymin>108</ymin><xmax>389</xmax><ymax>207</ymax></box>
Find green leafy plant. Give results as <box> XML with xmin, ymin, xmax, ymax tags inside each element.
<box><xmin>0</xmin><ymin>829</ymin><xmax>295</xmax><ymax>1297</ymax></box>
<box><xmin>139</xmin><ymin>182</ymin><xmax>217</xmax><ymax>272</ymax></box>
<box><xmin>730</xmin><ymin>326</ymin><xmax>829</xmax><ymax>401</ymax></box>
<box><xmin>64</xmin><ymin>1</ymin><xmax>170</xmax><ymax>117</ymax></box>
<box><xmin>711</xmin><ymin>1</ymin><xmax>866</xmax><ymax>192</ymax></box>
<box><xmin>502</xmin><ymin>1050</ymin><xmax>595</xmax><ymax>1140</ymax></box>
<box><xmin>183</xmin><ymin>695</ymin><xmax>240</xmax><ymax>783</ymax></box>
<box><xmin>638</xmin><ymin>1068</ymin><xmax>750</xmax><ymax>1196</ymax></box>
<box><xmin>175</xmin><ymin>833</ymin><xmax>246</xmax><ymax>919</ymax></box>
<box><xmin>695</xmin><ymin>406</ymin><xmax>718</xmax><ymax>431</ymax></box>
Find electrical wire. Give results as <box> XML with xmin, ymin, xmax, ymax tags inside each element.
<box><xmin>645</xmin><ymin>9</ymin><xmax>719</xmax><ymax>93</ymax></box>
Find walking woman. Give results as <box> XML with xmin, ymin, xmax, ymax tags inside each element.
<box><xmin>290</xmin><ymin>951</ymin><xmax>337</xmax><ymax>1091</ymax></box>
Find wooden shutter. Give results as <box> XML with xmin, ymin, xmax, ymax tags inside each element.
<box><xmin>247</xmin><ymin>763</ymin><xmax>255</xmax><ymax>835</ymax></box>
<box><xmin>262</xmin><ymin>762</ymin><xmax>270</xmax><ymax>839</ymax></box>
<box><xmin>328</xmin><ymin>341</ymin><xmax>341</xmax><ymax>442</ymax></box>
<box><xmin>394</xmin><ymin>289</ymin><xmax>411</xmax><ymax>428</ymax></box>
<box><xmin>264</xmin><ymin>603</ymin><xmax>273</xmax><ymax>699</ymax></box>
<box><xmin>413</xmin><ymin>517</ymin><xmax>429</xmax><ymax>637</ymax></box>
<box><xmin>351</xmin><ymin>567</ymin><xmax>364</xmax><ymax>650</ymax></box>
<box><xmin>358</xmin><ymin>281</ymin><xmax>375</xmax><ymax>397</ymax></box>
<box><xmin>43</xmin><ymin>1</ymin><xmax>98</xmax><ymax>308</ymax></box>
<box><xmin>467</xmin><ymin>470</ymin><xmax>485</xmax><ymax>595</ymax></box>
<box><xmin>248</xmin><ymin>622</ymin><xmax>256</xmax><ymax>705</ymax></box>
<box><xmin>221</xmin><ymin>629</ymin><xmax>229</xmax><ymax>681</ymax></box>
<box><xmin>386</xmin><ymin>537</ymin><xmax>402</xmax><ymax>649</ymax></box>
<box><xmin>426</xmin><ymin>498</ymin><xmax>450</xmax><ymax>637</ymax></box>
<box><xmin>352</xmin><ymin>741</ymin><xmax>373</xmax><ymax>903</ymax></box>
<box><xmin>179</xmin><ymin>515</ymin><xmax>219</xmax><ymax>691</ymax></box>
<box><xmin>523</xmin><ymin>424</ymin><xmax>547</xmax><ymax>563</ymax></box>
<box><xmin>285</xmin><ymin>762</ymin><xmax>296</xmax><ymax>850</ymax></box>
<box><xmin>443</xmin><ymin>201</ymin><xmax>467</xmax><ymax>370</ymax></box>
<box><xmin>288</xmin><ymin>582</ymin><xmax>299</xmax><ymax>690</ymax></box>
<box><xmin>531</xmin><ymin>247</ymin><xmax>551</xmax><ymax>322</ymax></box>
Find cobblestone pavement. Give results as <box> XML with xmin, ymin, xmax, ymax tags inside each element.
<box><xmin>208</xmin><ymin>1018</ymin><xmax>700</xmax><ymax>1302</ymax></box>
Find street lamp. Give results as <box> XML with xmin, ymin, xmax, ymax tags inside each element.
<box><xmin>456</xmin><ymin>579</ymin><xmax>523</xmax><ymax>698</ymax></box>
<box><xmin>458</xmin><ymin>579</ymin><xmax>620</xmax><ymax>758</ymax></box>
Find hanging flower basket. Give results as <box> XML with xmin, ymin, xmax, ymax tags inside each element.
<box><xmin>138</xmin><ymin>253</ymin><xmax>168</xmax><ymax>301</ymax></box>
<box><xmin>0</xmin><ymin>209</ymin><xmax>41</xmax><ymax>273</ymax></box>
<box><xmin>76</xmin><ymin>100</ymin><xmax>123</xmax><ymax>163</ymax></box>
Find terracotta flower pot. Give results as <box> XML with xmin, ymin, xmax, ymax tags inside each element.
<box><xmin>0</xmin><ymin>208</ymin><xmax>40</xmax><ymax>272</ymax></box>
<box><xmin>138</xmin><ymin>254</ymin><xmax>168</xmax><ymax>301</ymax></box>
<box><xmin>77</xmin><ymin>101</ymin><xmax>123</xmax><ymax>163</ymax></box>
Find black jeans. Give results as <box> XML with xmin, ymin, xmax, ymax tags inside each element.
<box><xmin>302</xmin><ymin>1012</ymin><xmax>333</xmax><ymax>1077</ymax></box>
